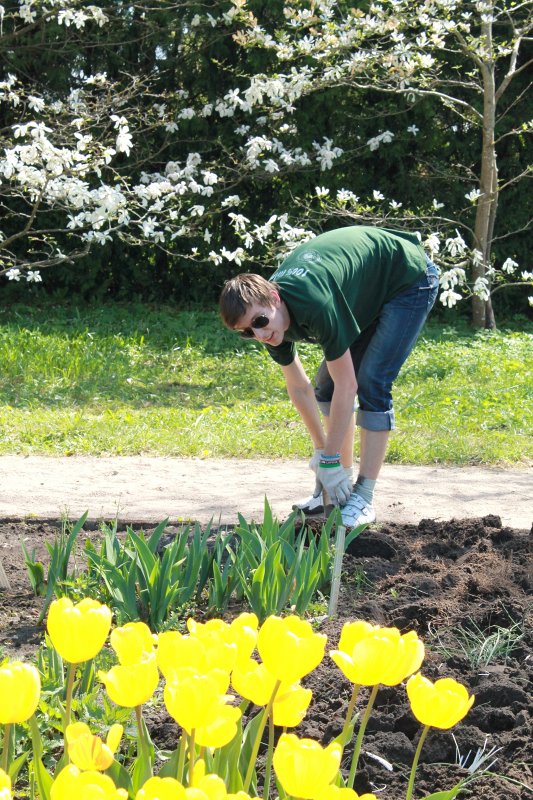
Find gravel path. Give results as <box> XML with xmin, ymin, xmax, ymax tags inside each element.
<box><xmin>1</xmin><ymin>456</ymin><xmax>531</xmax><ymax>529</ymax></box>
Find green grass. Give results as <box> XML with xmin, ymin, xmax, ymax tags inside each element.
<box><xmin>1</xmin><ymin>303</ymin><xmax>532</xmax><ymax>465</ymax></box>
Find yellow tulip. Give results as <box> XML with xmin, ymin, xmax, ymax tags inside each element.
<box><xmin>99</xmin><ymin>654</ymin><xmax>159</xmax><ymax>708</ymax></box>
<box><xmin>110</xmin><ymin>622</ymin><xmax>157</xmax><ymax>666</ymax></box>
<box><xmin>0</xmin><ymin>768</ymin><xmax>12</xmax><ymax>800</ymax></box>
<box><xmin>136</xmin><ymin>776</ymin><xmax>186</xmax><ymax>800</ymax></box>
<box><xmin>232</xmin><ymin>659</ymin><xmax>311</xmax><ymax>726</ymax></box>
<box><xmin>47</xmin><ymin>597</ymin><xmax>112</xmax><ymax>663</ymax></box>
<box><xmin>272</xmin><ymin>682</ymin><xmax>312</xmax><ymax>728</ymax></box>
<box><xmin>406</xmin><ymin>673</ymin><xmax>475</xmax><ymax>729</ymax></box>
<box><xmin>231</xmin><ymin>658</ymin><xmax>277</xmax><ymax>706</ymax></box>
<box><xmin>186</xmin><ymin>618</ymin><xmax>238</xmax><ymax>672</ymax></box>
<box><xmin>164</xmin><ymin>667</ymin><xmax>232</xmax><ymax>733</ymax></box>
<box><xmin>317</xmin><ymin>788</ymin><xmax>377</xmax><ymax>800</ymax></box>
<box><xmin>273</xmin><ymin>733</ymin><xmax>342</xmax><ymax>799</ymax></box>
<box><xmin>0</xmin><ymin>661</ymin><xmax>41</xmax><ymax>724</ymax></box>
<box><xmin>51</xmin><ymin>764</ymin><xmax>128</xmax><ymax>799</ymax></box>
<box><xmin>66</xmin><ymin>722</ymin><xmax>123</xmax><ymax>771</ymax></box>
<box><xmin>189</xmin><ymin>759</ymin><xmax>228</xmax><ymax>800</ymax></box>
<box><xmin>258</xmin><ymin>615</ymin><xmax>326</xmax><ymax>684</ymax></box>
<box><xmin>194</xmin><ymin>702</ymin><xmax>241</xmax><ymax>748</ymax></box>
<box><xmin>157</xmin><ymin>632</ymin><xmax>208</xmax><ymax>680</ymax></box>
<box><xmin>330</xmin><ymin>623</ymin><xmax>424</xmax><ymax>686</ymax></box>
<box><xmin>226</xmin><ymin>613</ymin><xmax>259</xmax><ymax>667</ymax></box>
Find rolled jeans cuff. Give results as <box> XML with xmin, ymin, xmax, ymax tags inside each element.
<box><xmin>356</xmin><ymin>408</ymin><xmax>395</xmax><ymax>431</ymax></box>
<box><xmin>317</xmin><ymin>400</ymin><xmax>357</xmax><ymax>417</ymax></box>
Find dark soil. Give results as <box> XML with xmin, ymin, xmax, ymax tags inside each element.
<box><xmin>0</xmin><ymin>516</ymin><xmax>531</xmax><ymax>799</ymax></box>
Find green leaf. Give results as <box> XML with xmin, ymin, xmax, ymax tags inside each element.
<box><xmin>420</xmin><ymin>786</ymin><xmax>466</xmax><ymax>800</ymax></box>
<box><xmin>32</xmin><ymin>757</ymin><xmax>53</xmax><ymax>800</ymax></box>
<box><xmin>8</xmin><ymin>751</ymin><xmax>29</xmax><ymax>784</ymax></box>
<box><xmin>146</xmin><ymin>518</ymin><xmax>170</xmax><ymax>554</ymax></box>
<box><xmin>344</xmin><ymin>522</ymin><xmax>369</xmax><ymax>550</ymax></box>
<box><xmin>157</xmin><ymin>747</ymin><xmax>181</xmax><ymax>779</ymax></box>
<box><xmin>239</xmin><ymin>710</ymin><xmax>265</xmax><ymax>791</ymax></box>
<box><xmin>106</xmin><ymin>758</ymin><xmax>134</xmax><ymax>792</ymax></box>
<box><xmin>130</xmin><ymin>748</ymin><xmax>153</xmax><ymax>795</ymax></box>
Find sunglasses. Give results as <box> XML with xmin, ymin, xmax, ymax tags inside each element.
<box><xmin>237</xmin><ymin>314</ymin><xmax>270</xmax><ymax>339</ymax></box>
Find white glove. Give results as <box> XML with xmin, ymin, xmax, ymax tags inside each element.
<box><xmin>316</xmin><ymin>454</ymin><xmax>352</xmax><ymax>506</ymax></box>
<box><xmin>309</xmin><ymin>448</ymin><xmax>323</xmax><ymax>497</ymax></box>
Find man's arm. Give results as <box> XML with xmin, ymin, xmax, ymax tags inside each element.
<box><xmin>281</xmin><ymin>355</ymin><xmax>325</xmax><ymax>449</ymax></box>
<box><xmin>322</xmin><ymin>350</ymin><xmax>358</xmax><ymax>455</ymax></box>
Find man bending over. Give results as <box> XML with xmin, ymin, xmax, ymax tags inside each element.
<box><xmin>219</xmin><ymin>225</ymin><xmax>439</xmax><ymax>528</ymax></box>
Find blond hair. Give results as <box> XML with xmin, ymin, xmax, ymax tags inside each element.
<box><xmin>219</xmin><ymin>273</ymin><xmax>278</xmax><ymax>328</ymax></box>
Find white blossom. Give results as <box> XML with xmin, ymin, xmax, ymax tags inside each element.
<box><xmin>407</xmin><ymin>125</ymin><xmax>419</xmax><ymax>135</ymax></box>
<box><xmin>432</xmin><ymin>198</ymin><xmax>444</xmax><ymax>210</ymax></box>
<box><xmin>18</xmin><ymin>3</ymin><xmax>36</xmax><ymax>23</ymax></box>
<box><xmin>221</xmin><ymin>195</ymin><xmax>241</xmax><ymax>208</ymax></box>
<box><xmin>336</xmin><ymin>189</ymin><xmax>359</xmax><ymax>204</ymax></box>
<box><xmin>501</xmin><ymin>257</ymin><xmax>518</xmax><ymax>274</ymax></box>
<box><xmin>228</xmin><ymin>213</ymin><xmax>250</xmax><ymax>231</ymax></box>
<box><xmin>440</xmin><ymin>268</ymin><xmax>466</xmax><ymax>289</ymax></box>
<box><xmin>6</xmin><ymin>268</ymin><xmax>21</xmax><ymax>281</ymax></box>
<box><xmin>472</xmin><ymin>249</ymin><xmax>484</xmax><ymax>267</ymax></box>
<box><xmin>116</xmin><ymin>127</ymin><xmax>133</xmax><ymax>156</ymax></box>
<box><xmin>373</xmin><ymin>190</ymin><xmax>385</xmax><ymax>201</ymax></box>
<box><xmin>465</xmin><ymin>188</ymin><xmax>481</xmax><ymax>203</ymax></box>
<box><xmin>313</xmin><ymin>137</ymin><xmax>343</xmax><ymax>170</ymax></box>
<box><xmin>28</xmin><ymin>96</ymin><xmax>45</xmax><ymax>113</ymax></box>
<box><xmin>315</xmin><ymin>186</ymin><xmax>330</xmax><ymax>198</ymax></box>
<box><xmin>445</xmin><ymin>232</ymin><xmax>467</xmax><ymax>257</ymax></box>
<box><xmin>425</xmin><ymin>232</ymin><xmax>440</xmax><ymax>254</ymax></box>
<box><xmin>367</xmin><ymin>130</ymin><xmax>395</xmax><ymax>151</ymax></box>
<box><xmin>26</xmin><ymin>270</ymin><xmax>42</xmax><ymax>283</ymax></box>
<box><xmin>473</xmin><ymin>276</ymin><xmax>490</xmax><ymax>300</ymax></box>
<box><xmin>263</xmin><ymin>159</ymin><xmax>280</xmax><ymax>173</ymax></box>
<box><xmin>440</xmin><ymin>289</ymin><xmax>462</xmax><ymax>307</ymax></box>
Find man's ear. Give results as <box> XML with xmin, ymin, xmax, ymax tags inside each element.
<box><xmin>270</xmin><ymin>289</ymin><xmax>281</xmax><ymax>306</ymax></box>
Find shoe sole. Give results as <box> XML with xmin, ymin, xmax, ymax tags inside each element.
<box><xmin>292</xmin><ymin>504</ymin><xmax>325</xmax><ymax>516</ymax></box>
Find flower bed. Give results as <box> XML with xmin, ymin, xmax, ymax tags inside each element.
<box><xmin>0</xmin><ymin>515</ymin><xmax>531</xmax><ymax>798</ymax></box>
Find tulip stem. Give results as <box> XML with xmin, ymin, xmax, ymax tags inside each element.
<box><xmin>64</xmin><ymin>662</ymin><xmax>76</xmax><ymax>754</ymax></box>
<box><xmin>243</xmin><ymin>679</ymin><xmax>281</xmax><ymax>792</ymax></box>
<box><xmin>1</xmin><ymin>723</ymin><xmax>11</xmax><ymax>773</ymax></box>
<box><xmin>347</xmin><ymin>684</ymin><xmax>379</xmax><ymax>788</ymax></box>
<box><xmin>405</xmin><ymin>725</ymin><xmax>429</xmax><ymax>800</ymax></box>
<box><xmin>135</xmin><ymin>705</ymin><xmax>148</xmax><ymax>764</ymax></box>
<box><xmin>263</xmin><ymin>711</ymin><xmax>275</xmax><ymax>800</ymax></box>
<box><xmin>188</xmin><ymin>729</ymin><xmax>196</xmax><ymax>783</ymax></box>
<box><xmin>340</xmin><ymin>684</ymin><xmax>361</xmax><ymax>746</ymax></box>
<box><xmin>176</xmin><ymin>732</ymin><xmax>187</xmax><ymax>783</ymax></box>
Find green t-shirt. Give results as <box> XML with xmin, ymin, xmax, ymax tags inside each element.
<box><xmin>265</xmin><ymin>226</ymin><xmax>427</xmax><ymax>366</ymax></box>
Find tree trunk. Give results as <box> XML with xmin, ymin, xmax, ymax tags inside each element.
<box><xmin>472</xmin><ymin>13</ymin><xmax>498</xmax><ymax>328</ymax></box>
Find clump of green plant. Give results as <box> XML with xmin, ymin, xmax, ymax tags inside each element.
<box><xmin>21</xmin><ymin>512</ymin><xmax>88</xmax><ymax>624</ymax></box>
<box><xmin>429</xmin><ymin>616</ymin><xmax>525</xmax><ymax>668</ymax></box>
<box><xmin>22</xmin><ymin>503</ymin><xmax>356</xmax><ymax>630</ymax></box>
<box><xmin>228</xmin><ymin>501</ymin><xmax>335</xmax><ymax>621</ymax></box>
<box><xmin>84</xmin><ymin>517</ymin><xmax>217</xmax><ymax>630</ymax></box>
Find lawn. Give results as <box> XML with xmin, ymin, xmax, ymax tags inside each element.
<box><xmin>1</xmin><ymin>303</ymin><xmax>531</xmax><ymax>465</ymax></box>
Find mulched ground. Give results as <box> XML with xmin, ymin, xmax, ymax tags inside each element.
<box><xmin>0</xmin><ymin>515</ymin><xmax>531</xmax><ymax>799</ymax></box>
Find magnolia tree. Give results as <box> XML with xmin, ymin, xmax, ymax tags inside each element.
<box><xmin>1</xmin><ymin>0</ymin><xmax>337</xmax><ymax>287</ymax></box>
<box><xmin>195</xmin><ymin>0</ymin><xmax>532</xmax><ymax>324</ymax></box>
<box><xmin>1</xmin><ymin>0</ymin><xmax>531</xmax><ymax>324</ymax></box>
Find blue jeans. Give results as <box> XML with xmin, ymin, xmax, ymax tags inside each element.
<box><xmin>314</xmin><ymin>260</ymin><xmax>439</xmax><ymax>431</ymax></box>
